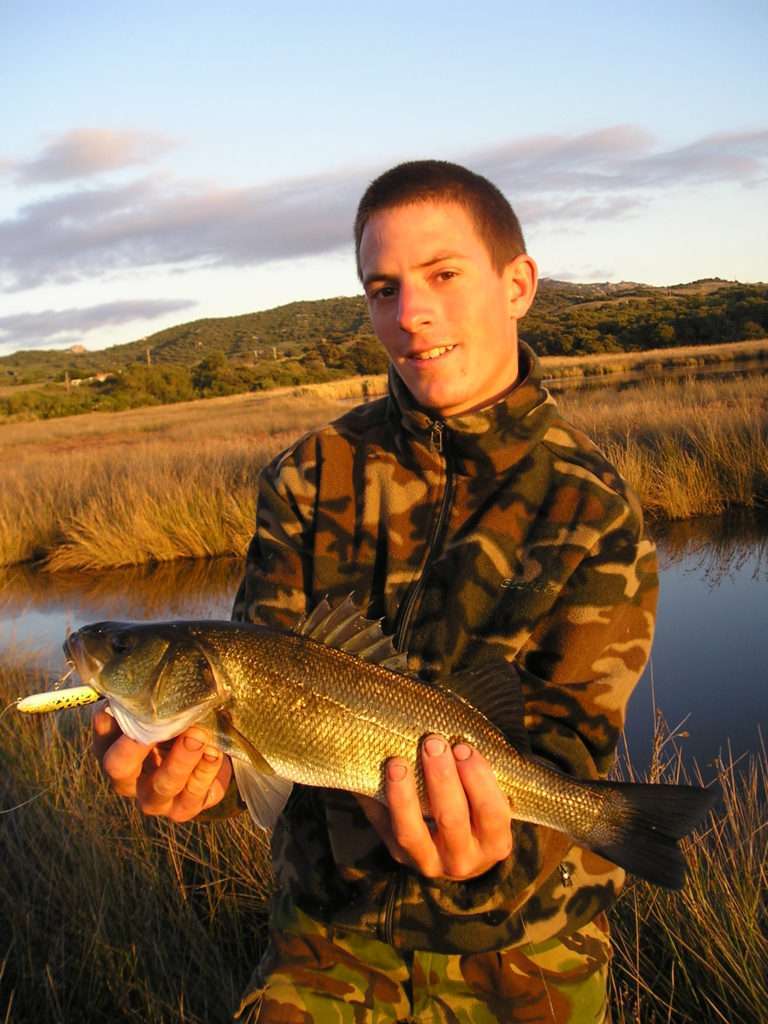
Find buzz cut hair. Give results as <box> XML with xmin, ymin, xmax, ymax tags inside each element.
<box><xmin>354</xmin><ymin>159</ymin><xmax>526</xmax><ymax>280</ymax></box>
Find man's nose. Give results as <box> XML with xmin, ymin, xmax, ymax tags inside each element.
<box><xmin>397</xmin><ymin>282</ymin><xmax>433</xmax><ymax>334</ymax></box>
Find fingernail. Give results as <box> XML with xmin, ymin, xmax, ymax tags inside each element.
<box><xmin>453</xmin><ymin>743</ymin><xmax>472</xmax><ymax>762</ymax></box>
<box><xmin>203</xmin><ymin>747</ymin><xmax>220</xmax><ymax>762</ymax></box>
<box><xmin>387</xmin><ymin>761</ymin><xmax>408</xmax><ymax>781</ymax></box>
<box><xmin>183</xmin><ymin>735</ymin><xmax>204</xmax><ymax>752</ymax></box>
<box><xmin>424</xmin><ymin>736</ymin><xmax>446</xmax><ymax>757</ymax></box>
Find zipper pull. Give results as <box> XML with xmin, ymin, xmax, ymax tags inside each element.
<box><xmin>430</xmin><ymin>420</ymin><xmax>445</xmax><ymax>453</ymax></box>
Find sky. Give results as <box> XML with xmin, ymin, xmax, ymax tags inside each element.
<box><xmin>1</xmin><ymin>0</ymin><xmax>766</xmax><ymax>356</ymax></box>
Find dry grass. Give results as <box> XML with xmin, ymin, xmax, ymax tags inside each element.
<box><xmin>561</xmin><ymin>373</ymin><xmax>768</xmax><ymax>519</ymax></box>
<box><xmin>0</xmin><ymin>390</ymin><xmax>352</xmax><ymax>570</ymax></box>
<box><xmin>0</xmin><ymin>661</ymin><xmax>272</xmax><ymax>1023</ymax></box>
<box><xmin>0</xmin><ymin>662</ymin><xmax>764</xmax><ymax>1023</ymax></box>
<box><xmin>1</xmin><ymin>363</ymin><xmax>767</xmax><ymax>571</ymax></box>
<box><xmin>609</xmin><ymin>717</ymin><xmax>767</xmax><ymax>1023</ymax></box>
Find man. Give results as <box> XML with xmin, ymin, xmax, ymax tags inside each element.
<box><xmin>95</xmin><ymin>161</ymin><xmax>658</xmax><ymax>1022</ymax></box>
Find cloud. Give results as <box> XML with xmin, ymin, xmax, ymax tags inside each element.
<box><xmin>1</xmin><ymin>126</ymin><xmax>765</xmax><ymax>291</ymax></box>
<box><xmin>6</xmin><ymin>129</ymin><xmax>175</xmax><ymax>184</ymax></box>
<box><xmin>541</xmin><ymin>268</ymin><xmax>616</xmax><ymax>283</ymax></box>
<box><xmin>0</xmin><ymin>169</ymin><xmax>364</xmax><ymax>290</ymax></box>
<box><xmin>0</xmin><ymin>298</ymin><xmax>197</xmax><ymax>350</ymax></box>
<box><xmin>470</xmin><ymin>125</ymin><xmax>768</xmax><ymax>195</ymax></box>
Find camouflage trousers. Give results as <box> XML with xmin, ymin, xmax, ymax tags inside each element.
<box><xmin>236</xmin><ymin>898</ymin><xmax>612</xmax><ymax>1023</ymax></box>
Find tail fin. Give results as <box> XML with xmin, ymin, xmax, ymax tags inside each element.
<box><xmin>582</xmin><ymin>781</ymin><xmax>718</xmax><ymax>889</ymax></box>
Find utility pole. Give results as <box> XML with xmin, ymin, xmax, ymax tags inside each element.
<box><xmin>146</xmin><ymin>347</ymin><xmax>152</xmax><ymax>367</ymax></box>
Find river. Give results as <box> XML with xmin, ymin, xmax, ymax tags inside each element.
<box><xmin>1</xmin><ymin>511</ymin><xmax>765</xmax><ymax>775</ymax></box>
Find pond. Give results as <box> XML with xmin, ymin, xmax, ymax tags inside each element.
<box><xmin>1</xmin><ymin>511</ymin><xmax>765</xmax><ymax>776</ymax></box>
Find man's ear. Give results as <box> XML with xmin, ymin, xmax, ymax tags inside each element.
<box><xmin>503</xmin><ymin>254</ymin><xmax>538</xmax><ymax>320</ymax></box>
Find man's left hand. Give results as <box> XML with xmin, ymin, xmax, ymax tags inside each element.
<box><xmin>357</xmin><ymin>735</ymin><xmax>513</xmax><ymax>880</ymax></box>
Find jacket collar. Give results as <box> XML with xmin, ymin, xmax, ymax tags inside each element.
<box><xmin>386</xmin><ymin>341</ymin><xmax>558</xmax><ymax>476</ymax></box>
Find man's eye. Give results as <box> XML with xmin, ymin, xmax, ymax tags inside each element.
<box><xmin>436</xmin><ymin>270</ymin><xmax>457</xmax><ymax>282</ymax></box>
<box><xmin>371</xmin><ymin>285</ymin><xmax>396</xmax><ymax>300</ymax></box>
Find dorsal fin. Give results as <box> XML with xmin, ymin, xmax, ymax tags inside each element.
<box><xmin>295</xmin><ymin>594</ymin><xmax>409</xmax><ymax>673</ymax></box>
<box><xmin>439</xmin><ymin>663</ymin><xmax>530</xmax><ymax>752</ymax></box>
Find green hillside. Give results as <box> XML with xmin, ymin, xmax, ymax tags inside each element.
<box><xmin>1</xmin><ymin>279</ymin><xmax>766</xmax><ymax>420</ymax></box>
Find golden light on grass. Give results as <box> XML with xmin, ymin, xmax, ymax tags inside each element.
<box><xmin>1</xmin><ymin>351</ymin><xmax>767</xmax><ymax>571</ymax></box>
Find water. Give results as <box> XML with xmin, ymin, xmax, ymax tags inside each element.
<box><xmin>625</xmin><ymin>513</ymin><xmax>767</xmax><ymax>776</ymax></box>
<box><xmin>2</xmin><ymin>513</ymin><xmax>765</xmax><ymax>772</ymax></box>
<box><xmin>544</xmin><ymin>357</ymin><xmax>765</xmax><ymax>394</ymax></box>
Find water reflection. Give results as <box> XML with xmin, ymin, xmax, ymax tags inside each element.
<box><xmin>544</xmin><ymin>358</ymin><xmax>765</xmax><ymax>394</ymax></box>
<box><xmin>1</xmin><ymin>513</ymin><xmax>765</xmax><ymax>769</ymax></box>
<box><xmin>0</xmin><ymin>558</ymin><xmax>243</xmax><ymax>672</ymax></box>
<box><xmin>625</xmin><ymin>511</ymin><xmax>767</xmax><ymax>775</ymax></box>
<box><xmin>652</xmin><ymin>511</ymin><xmax>768</xmax><ymax>584</ymax></box>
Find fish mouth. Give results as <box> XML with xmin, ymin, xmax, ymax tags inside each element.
<box><xmin>63</xmin><ymin>630</ymin><xmax>105</xmax><ymax>694</ymax></box>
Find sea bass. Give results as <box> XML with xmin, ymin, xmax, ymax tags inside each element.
<box><xmin>57</xmin><ymin>596</ymin><xmax>715</xmax><ymax>889</ymax></box>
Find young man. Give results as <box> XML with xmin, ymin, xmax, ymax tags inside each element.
<box><xmin>95</xmin><ymin>161</ymin><xmax>658</xmax><ymax>1022</ymax></box>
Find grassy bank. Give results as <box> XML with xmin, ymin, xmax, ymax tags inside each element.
<box><xmin>1</xmin><ymin>364</ymin><xmax>767</xmax><ymax>570</ymax></box>
<box><xmin>560</xmin><ymin>372</ymin><xmax>768</xmax><ymax>519</ymax></box>
<box><xmin>0</xmin><ymin>389</ymin><xmax>351</xmax><ymax>570</ymax></box>
<box><xmin>0</xmin><ymin>663</ymin><xmax>764</xmax><ymax>1022</ymax></box>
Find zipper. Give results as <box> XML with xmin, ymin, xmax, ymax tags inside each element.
<box><xmin>394</xmin><ymin>419</ymin><xmax>454</xmax><ymax>652</ymax></box>
<box><xmin>381</xmin><ymin>868</ymin><xmax>403</xmax><ymax>945</ymax></box>
<box><xmin>381</xmin><ymin>419</ymin><xmax>454</xmax><ymax>945</ymax></box>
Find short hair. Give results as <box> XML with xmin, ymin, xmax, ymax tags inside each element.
<box><xmin>354</xmin><ymin>160</ymin><xmax>526</xmax><ymax>280</ymax></box>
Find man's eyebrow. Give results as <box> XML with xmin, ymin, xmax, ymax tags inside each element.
<box><xmin>363</xmin><ymin>252</ymin><xmax>465</xmax><ymax>288</ymax></box>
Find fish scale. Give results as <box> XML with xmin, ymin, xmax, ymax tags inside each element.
<box><xmin>50</xmin><ymin>595</ymin><xmax>717</xmax><ymax>889</ymax></box>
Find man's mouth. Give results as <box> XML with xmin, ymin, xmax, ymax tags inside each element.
<box><xmin>407</xmin><ymin>344</ymin><xmax>456</xmax><ymax>362</ymax></box>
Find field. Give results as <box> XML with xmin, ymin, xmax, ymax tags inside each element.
<box><xmin>1</xmin><ymin>353</ymin><xmax>767</xmax><ymax>570</ymax></box>
<box><xmin>0</xmin><ymin>661</ymin><xmax>764</xmax><ymax>1022</ymax></box>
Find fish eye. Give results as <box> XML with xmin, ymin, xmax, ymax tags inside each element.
<box><xmin>110</xmin><ymin>633</ymin><xmax>135</xmax><ymax>655</ymax></box>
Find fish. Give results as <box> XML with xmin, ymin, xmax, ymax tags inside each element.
<box><xmin>56</xmin><ymin>595</ymin><xmax>715</xmax><ymax>889</ymax></box>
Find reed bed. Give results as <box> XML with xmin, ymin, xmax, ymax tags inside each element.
<box><xmin>0</xmin><ymin>663</ymin><xmax>764</xmax><ymax>1023</ymax></box>
<box><xmin>560</xmin><ymin>373</ymin><xmax>768</xmax><ymax>520</ymax></box>
<box><xmin>0</xmin><ymin>391</ymin><xmax>350</xmax><ymax>570</ymax></box>
<box><xmin>1</xmin><ymin>368</ymin><xmax>767</xmax><ymax>570</ymax></box>
<box><xmin>608</xmin><ymin>719</ymin><xmax>767</xmax><ymax>1023</ymax></box>
<box><xmin>0</xmin><ymin>660</ymin><xmax>271</xmax><ymax>1024</ymax></box>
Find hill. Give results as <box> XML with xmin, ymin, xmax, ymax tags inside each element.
<box><xmin>1</xmin><ymin>278</ymin><xmax>766</xmax><ymax>420</ymax></box>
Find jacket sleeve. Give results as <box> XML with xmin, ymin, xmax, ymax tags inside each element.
<box><xmin>417</xmin><ymin>494</ymin><xmax>659</xmax><ymax>941</ymax></box>
<box><xmin>231</xmin><ymin>439</ymin><xmax>317</xmax><ymax>630</ymax></box>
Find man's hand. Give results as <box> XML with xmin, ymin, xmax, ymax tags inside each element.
<box><xmin>93</xmin><ymin>705</ymin><xmax>232</xmax><ymax>822</ymax></box>
<box><xmin>358</xmin><ymin>735</ymin><xmax>513</xmax><ymax>880</ymax></box>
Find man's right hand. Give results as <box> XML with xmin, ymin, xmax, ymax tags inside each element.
<box><xmin>93</xmin><ymin>705</ymin><xmax>232</xmax><ymax>822</ymax></box>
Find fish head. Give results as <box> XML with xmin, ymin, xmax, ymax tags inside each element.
<box><xmin>64</xmin><ymin>621</ymin><xmax>231</xmax><ymax>744</ymax></box>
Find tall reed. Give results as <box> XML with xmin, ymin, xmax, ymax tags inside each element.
<box><xmin>608</xmin><ymin>719</ymin><xmax>767</xmax><ymax>1023</ymax></box>
<box><xmin>1</xmin><ymin>369</ymin><xmax>766</xmax><ymax>571</ymax></box>
<box><xmin>0</xmin><ymin>391</ymin><xmax>349</xmax><ymax>569</ymax></box>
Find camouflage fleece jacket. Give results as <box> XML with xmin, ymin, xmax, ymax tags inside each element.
<box><xmin>231</xmin><ymin>342</ymin><xmax>658</xmax><ymax>955</ymax></box>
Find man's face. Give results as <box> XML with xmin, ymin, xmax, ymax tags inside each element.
<box><xmin>359</xmin><ymin>200</ymin><xmax>536</xmax><ymax>418</ymax></box>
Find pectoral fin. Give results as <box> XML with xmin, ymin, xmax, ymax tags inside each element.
<box><xmin>232</xmin><ymin>760</ymin><xmax>293</xmax><ymax>831</ymax></box>
<box><xmin>216</xmin><ymin>713</ymin><xmax>293</xmax><ymax>830</ymax></box>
